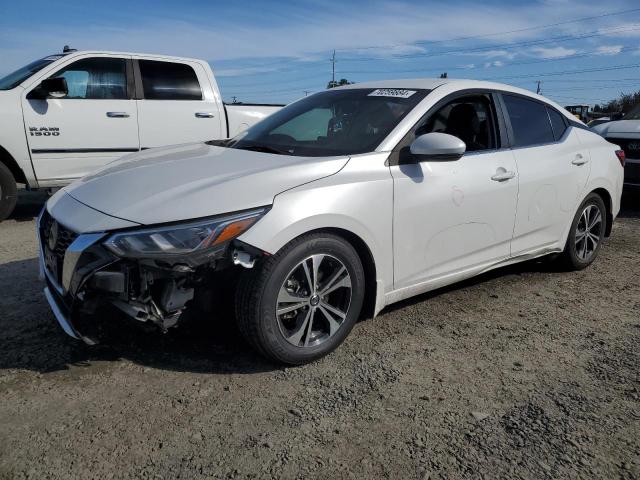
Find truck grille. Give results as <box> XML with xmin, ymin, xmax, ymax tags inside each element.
<box><xmin>40</xmin><ymin>210</ymin><xmax>78</xmax><ymax>284</ymax></box>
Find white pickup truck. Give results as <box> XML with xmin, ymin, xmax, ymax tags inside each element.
<box><xmin>0</xmin><ymin>48</ymin><xmax>283</xmax><ymax>220</ymax></box>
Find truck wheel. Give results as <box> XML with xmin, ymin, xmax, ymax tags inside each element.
<box><xmin>0</xmin><ymin>162</ymin><xmax>18</xmax><ymax>221</ymax></box>
<box><xmin>235</xmin><ymin>233</ymin><xmax>365</xmax><ymax>365</ymax></box>
<box><xmin>560</xmin><ymin>193</ymin><xmax>607</xmax><ymax>270</ymax></box>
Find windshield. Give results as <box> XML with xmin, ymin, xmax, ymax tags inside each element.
<box><xmin>227</xmin><ymin>88</ymin><xmax>429</xmax><ymax>157</ymax></box>
<box><xmin>623</xmin><ymin>104</ymin><xmax>640</xmax><ymax>120</ymax></box>
<box><xmin>0</xmin><ymin>55</ymin><xmax>64</xmax><ymax>90</ymax></box>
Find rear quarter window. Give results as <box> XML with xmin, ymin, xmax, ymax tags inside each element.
<box><xmin>547</xmin><ymin>107</ymin><xmax>568</xmax><ymax>141</ymax></box>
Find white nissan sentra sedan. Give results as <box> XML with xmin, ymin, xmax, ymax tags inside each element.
<box><xmin>38</xmin><ymin>79</ymin><xmax>625</xmax><ymax>364</ymax></box>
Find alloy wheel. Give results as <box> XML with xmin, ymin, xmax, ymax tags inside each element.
<box><xmin>575</xmin><ymin>204</ymin><xmax>603</xmax><ymax>261</ymax></box>
<box><xmin>276</xmin><ymin>254</ymin><xmax>352</xmax><ymax>348</ymax></box>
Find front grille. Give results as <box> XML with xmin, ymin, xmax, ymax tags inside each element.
<box><xmin>40</xmin><ymin>210</ymin><xmax>78</xmax><ymax>284</ymax></box>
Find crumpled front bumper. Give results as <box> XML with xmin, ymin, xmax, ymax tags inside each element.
<box><xmin>43</xmin><ymin>285</ymin><xmax>81</xmax><ymax>340</ymax></box>
<box><xmin>37</xmin><ymin>208</ymin><xmax>113</xmax><ymax>344</ymax></box>
<box><xmin>37</xmin><ymin>204</ymin><xmax>233</xmax><ymax>343</ymax></box>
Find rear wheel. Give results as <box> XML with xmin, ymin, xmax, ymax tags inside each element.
<box><xmin>560</xmin><ymin>193</ymin><xmax>607</xmax><ymax>270</ymax></box>
<box><xmin>0</xmin><ymin>162</ymin><xmax>18</xmax><ymax>221</ymax></box>
<box><xmin>235</xmin><ymin>233</ymin><xmax>365</xmax><ymax>365</ymax></box>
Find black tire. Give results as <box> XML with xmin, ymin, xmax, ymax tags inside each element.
<box><xmin>560</xmin><ymin>192</ymin><xmax>607</xmax><ymax>270</ymax></box>
<box><xmin>235</xmin><ymin>233</ymin><xmax>365</xmax><ymax>365</ymax></box>
<box><xmin>0</xmin><ymin>162</ymin><xmax>18</xmax><ymax>221</ymax></box>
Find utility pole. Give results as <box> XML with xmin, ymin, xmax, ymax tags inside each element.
<box><xmin>331</xmin><ymin>50</ymin><xmax>336</xmax><ymax>85</ymax></box>
<box><xmin>536</xmin><ymin>80</ymin><xmax>542</xmax><ymax>95</ymax></box>
<box><xmin>304</xmin><ymin>90</ymin><xmax>312</xmax><ymax>96</ymax></box>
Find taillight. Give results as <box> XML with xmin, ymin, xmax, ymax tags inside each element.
<box><xmin>615</xmin><ymin>150</ymin><xmax>625</xmax><ymax>167</ymax></box>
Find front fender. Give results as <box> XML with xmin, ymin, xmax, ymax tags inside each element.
<box><xmin>238</xmin><ymin>153</ymin><xmax>394</xmax><ymax>312</ymax></box>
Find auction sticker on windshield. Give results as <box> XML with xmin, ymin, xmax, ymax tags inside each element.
<box><xmin>368</xmin><ymin>89</ymin><xmax>417</xmax><ymax>98</ymax></box>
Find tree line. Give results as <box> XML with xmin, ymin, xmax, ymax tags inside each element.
<box><xmin>593</xmin><ymin>90</ymin><xmax>640</xmax><ymax>114</ymax></box>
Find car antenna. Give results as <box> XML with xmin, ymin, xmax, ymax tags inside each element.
<box><xmin>63</xmin><ymin>45</ymin><xmax>77</xmax><ymax>53</ymax></box>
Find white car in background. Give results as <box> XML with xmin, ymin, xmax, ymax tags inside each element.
<box><xmin>38</xmin><ymin>79</ymin><xmax>624</xmax><ymax>364</ymax></box>
<box><xmin>0</xmin><ymin>48</ymin><xmax>282</xmax><ymax>220</ymax></box>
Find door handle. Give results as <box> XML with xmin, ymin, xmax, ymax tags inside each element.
<box><xmin>106</xmin><ymin>112</ymin><xmax>130</xmax><ymax>118</ymax></box>
<box><xmin>572</xmin><ymin>154</ymin><xmax>588</xmax><ymax>166</ymax></box>
<box><xmin>491</xmin><ymin>169</ymin><xmax>516</xmax><ymax>182</ymax></box>
<box><xmin>195</xmin><ymin>112</ymin><xmax>215</xmax><ymax>118</ymax></box>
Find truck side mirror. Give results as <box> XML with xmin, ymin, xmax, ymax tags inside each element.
<box><xmin>31</xmin><ymin>77</ymin><xmax>69</xmax><ymax>99</ymax></box>
<box><xmin>410</xmin><ymin>132</ymin><xmax>466</xmax><ymax>161</ymax></box>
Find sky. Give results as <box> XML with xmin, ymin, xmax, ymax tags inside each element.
<box><xmin>1</xmin><ymin>0</ymin><xmax>640</xmax><ymax>107</ymax></box>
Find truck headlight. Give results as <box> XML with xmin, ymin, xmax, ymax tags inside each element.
<box><xmin>103</xmin><ymin>208</ymin><xmax>267</xmax><ymax>258</ymax></box>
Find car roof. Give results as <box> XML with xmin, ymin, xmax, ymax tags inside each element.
<box><xmin>337</xmin><ymin>78</ymin><xmax>577</xmax><ymax>121</ymax></box>
<box><xmin>338</xmin><ymin>78</ymin><xmax>544</xmax><ymax>99</ymax></box>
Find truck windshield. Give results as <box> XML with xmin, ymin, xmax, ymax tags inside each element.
<box><xmin>0</xmin><ymin>55</ymin><xmax>64</xmax><ymax>90</ymax></box>
<box><xmin>228</xmin><ymin>88</ymin><xmax>429</xmax><ymax>156</ymax></box>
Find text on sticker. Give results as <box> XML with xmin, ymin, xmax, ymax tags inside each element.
<box><xmin>368</xmin><ymin>89</ymin><xmax>417</xmax><ymax>98</ymax></box>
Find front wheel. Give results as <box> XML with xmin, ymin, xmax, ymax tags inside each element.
<box><xmin>235</xmin><ymin>233</ymin><xmax>365</xmax><ymax>365</ymax></box>
<box><xmin>0</xmin><ymin>162</ymin><xmax>18</xmax><ymax>221</ymax></box>
<box><xmin>560</xmin><ymin>193</ymin><xmax>607</xmax><ymax>270</ymax></box>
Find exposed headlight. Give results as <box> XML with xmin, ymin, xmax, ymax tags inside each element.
<box><xmin>103</xmin><ymin>208</ymin><xmax>267</xmax><ymax>258</ymax></box>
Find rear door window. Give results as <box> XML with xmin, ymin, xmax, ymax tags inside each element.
<box><xmin>139</xmin><ymin>60</ymin><xmax>202</xmax><ymax>100</ymax></box>
<box><xmin>503</xmin><ymin>94</ymin><xmax>554</xmax><ymax>147</ymax></box>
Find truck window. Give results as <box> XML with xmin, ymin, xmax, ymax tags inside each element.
<box><xmin>138</xmin><ymin>60</ymin><xmax>202</xmax><ymax>100</ymax></box>
<box><xmin>51</xmin><ymin>58</ymin><xmax>128</xmax><ymax>99</ymax></box>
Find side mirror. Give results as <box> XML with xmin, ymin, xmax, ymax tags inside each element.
<box><xmin>409</xmin><ymin>132</ymin><xmax>466</xmax><ymax>161</ymax></box>
<box><xmin>32</xmin><ymin>77</ymin><xmax>68</xmax><ymax>99</ymax></box>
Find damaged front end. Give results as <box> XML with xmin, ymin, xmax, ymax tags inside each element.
<box><xmin>38</xmin><ymin>207</ymin><xmax>268</xmax><ymax>344</ymax></box>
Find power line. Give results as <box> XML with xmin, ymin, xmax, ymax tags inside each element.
<box><xmin>333</xmin><ymin>7</ymin><xmax>640</xmax><ymax>53</ymax></box>
<box><xmin>219</xmin><ymin>24</ymin><xmax>640</xmax><ymax>88</ymax></box>
<box><xmin>336</xmin><ymin>24</ymin><xmax>640</xmax><ymax>63</ymax></box>
<box><xmin>223</xmin><ymin>45</ymin><xmax>640</xmax><ymax>94</ymax></box>
<box><xmin>228</xmin><ymin>63</ymin><xmax>640</xmax><ymax>100</ymax></box>
<box><xmin>481</xmin><ymin>62</ymin><xmax>640</xmax><ymax>81</ymax></box>
<box><xmin>540</xmin><ymin>83</ymin><xmax>640</xmax><ymax>93</ymax></box>
<box><xmin>214</xmin><ymin>8</ymin><xmax>640</xmax><ymax>76</ymax></box>
<box><xmin>338</xmin><ymin>45</ymin><xmax>639</xmax><ymax>76</ymax></box>
<box><xmin>512</xmin><ymin>77</ymin><xmax>640</xmax><ymax>84</ymax></box>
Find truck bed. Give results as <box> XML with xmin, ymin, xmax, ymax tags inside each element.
<box><xmin>224</xmin><ymin>103</ymin><xmax>284</xmax><ymax>138</ymax></box>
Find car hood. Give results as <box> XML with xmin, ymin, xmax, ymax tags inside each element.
<box><xmin>64</xmin><ymin>143</ymin><xmax>349</xmax><ymax>225</ymax></box>
<box><xmin>593</xmin><ymin>120</ymin><xmax>640</xmax><ymax>136</ymax></box>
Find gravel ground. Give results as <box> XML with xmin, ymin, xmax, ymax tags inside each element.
<box><xmin>0</xmin><ymin>191</ymin><xmax>638</xmax><ymax>480</ymax></box>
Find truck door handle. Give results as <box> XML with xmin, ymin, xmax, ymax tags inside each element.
<box><xmin>195</xmin><ymin>112</ymin><xmax>215</xmax><ymax>118</ymax></box>
<box><xmin>491</xmin><ymin>168</ymin><xmax>516</xmax><ymax>182</ymax></box>
<box><xmin>572</xmin><ymin>154</ymin><xmax>588</xmax><ymax>166</ymax></box>
<box><xmin>106</xmin><ymin>112</ymin><xmax>130</xmax><ymax>118</ymax></box>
